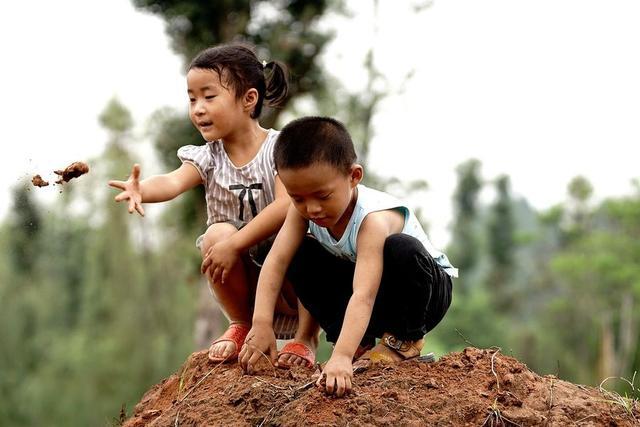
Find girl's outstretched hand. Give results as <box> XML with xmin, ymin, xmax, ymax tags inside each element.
<box><xmin>108</xmin><ymin>164</ymin><xmax>145</xmax><ymax>216</ymax></box>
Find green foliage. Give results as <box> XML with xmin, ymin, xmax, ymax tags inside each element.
<box><xmin>99</xmin><ymin>97</ymin><xmax>134</xmax><ymax>134</ymax></box>
<box><xmin>448</xmin><ymin>159</ymin><xmax>483</xmax><ymax>277</ymax></box>
<box><xmin>0</xmin><ymin>100</ymin><xmax>198</xmax><ymax>426</ymax></box>
<box><xmin>438</xmin><ymin>158</ymin><xmax>639</xmax><ymax>390</ymax></box>
<box><xmin>487</xmin><ymin>175</ymin><xmax>516</xmax><ymax>309</ymax></box>
<box><xmin>6</xmin><ymin>186</ymin><xmax>42</xmax><ymax>275</ymax></box>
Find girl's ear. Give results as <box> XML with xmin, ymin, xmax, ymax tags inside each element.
<box><xmin>350</xmin><ymin>164</ymin><xmax>364</xmax><ymax>187</ymax></box>
<box><xmin>243</xmin><ymin>88</ymin><xmax>259</xmax><ymax>112</ymax></box>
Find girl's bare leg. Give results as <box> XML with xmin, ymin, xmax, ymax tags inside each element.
<box><xmin>201</xmin><ymin>223</ymin><xmax>256</xmax><ymax>360</ymax></box>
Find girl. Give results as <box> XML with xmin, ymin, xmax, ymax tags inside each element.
<box><xmin>108</xmin><ymin>43</ymin><xmax>317</xmax><ymax>366</ymax></box>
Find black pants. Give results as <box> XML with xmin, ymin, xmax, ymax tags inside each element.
<box><xmin>287</xmin><ymin>234</ymin><xmax>453</xmax><ymax>344</ymax></box>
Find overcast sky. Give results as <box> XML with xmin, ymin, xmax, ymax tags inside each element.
<box><xmin>2</xmin><ymin>0</ymin><xmax>639</xmax><ymax>246</ymax></box>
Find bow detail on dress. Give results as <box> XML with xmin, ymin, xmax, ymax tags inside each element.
<box><xmin>229</xmin><ymin>183</ymin><xmax>263</xmax><ymax>221</ymax></box>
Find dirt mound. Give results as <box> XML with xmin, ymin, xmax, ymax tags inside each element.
<box><xmin>123</xmin><ymin>347</ymin><xmax>639</xmax><ymax>426</ymax></box>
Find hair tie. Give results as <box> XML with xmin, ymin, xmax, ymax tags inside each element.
<box><xmin>262</xmin><ymin>60</ymin><xmax>267</xmax><ymax>69</ymax></box>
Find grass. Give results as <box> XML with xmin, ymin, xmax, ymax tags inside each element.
<box><xmin>598</xmin><ymin>371</ymin><xmax>639</xmax><ymax>421</ymax></box>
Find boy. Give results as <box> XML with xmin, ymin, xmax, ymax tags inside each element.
<box><xmin>239</xmin><ymin>117</ymin><xmax>457</xmax><ymax>397</ymax></box>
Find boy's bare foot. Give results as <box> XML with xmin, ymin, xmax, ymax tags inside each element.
<box><xmin>277</xmin><ymin>337</ymin><xmax>318</xmax><ymax>368</ymax></box>
<box><xmin>208</xmin><ymin>323</ymin><xmax>250</xmax><ymax>363</ymax></box>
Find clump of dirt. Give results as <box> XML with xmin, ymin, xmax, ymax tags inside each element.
<box><xmin>30</xmin><ymin>161</ymin><xmax>90</xmax><ymax>188</ymax></box>
<box><xmin>31</xmin><ymin>174</ymin><xmax>49</xmax><ymax>187</ymax></box>
<box><xmin>123</xmin><ymin>347</ymin><xmax>639</xmax><ymax>426</ymax></box>
<box><xmin>54</xmin><ymin>161</ymin><xmax>89</xmax><ymax>184</ymax></box>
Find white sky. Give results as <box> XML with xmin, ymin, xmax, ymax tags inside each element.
<box><xmin>1</xmin><ymin>0</ymin><xmax>639</xmax><ymax>246</ymax></box>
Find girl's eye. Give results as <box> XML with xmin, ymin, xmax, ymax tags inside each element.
<box><xmin>205</xmin><ymin>95</ymin><xmax>216</xmax><ymax>100</ymax></box>
<box><xmin>319</xmin><ymin>193</ymin><xmax>331</xmax><ymax>200</ymax></box>
<box><xmin>292</xmin><ymin>197</ymin><xmax>303</xmax><ymax>204</ymax></box>
<box><xmin>188</xmin><ymin>98</ymin><xmax>195</xmax><ymax>103</ymax></box>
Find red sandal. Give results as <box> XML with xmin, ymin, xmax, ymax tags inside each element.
<box><xmin>277</xmin><ymin>342</ymin><xmax>315</xmax><ymax>368</ymax></box>
<box><xmin>208</xmin><ymin>323</ymin><xmax>250</xmax><ymax>363</ymax></box>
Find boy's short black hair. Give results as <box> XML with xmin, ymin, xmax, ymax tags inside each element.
<box><xmin>274</xmin><ymin>116</ymin><xmax>357</xmax><ymax>173</ymax></box>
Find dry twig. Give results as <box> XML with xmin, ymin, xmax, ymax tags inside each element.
<box><xmin>179</xmin><ymin>359</ymin><xmax>226</xmax><ymax>402</ymax></box>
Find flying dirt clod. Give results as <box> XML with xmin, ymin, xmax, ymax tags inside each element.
<box><xmin>54</xmin><ymin>161</ymin><xmax>90</xmax><ymax>184</ymax></box>
<box><xmin>31</xmin><ymin>175</ymin><xmax>49</xmax><ymax>187</ymax></box>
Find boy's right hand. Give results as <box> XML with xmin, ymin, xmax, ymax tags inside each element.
<box><xmin>238</xmin><ymin>324</ymin><xmax>277</xmax><ymax>374</ymax></box>
<box><xmin>108</xmin><ymin>164</ymin><xmax>145</xmax><ymax>216</ymax></box>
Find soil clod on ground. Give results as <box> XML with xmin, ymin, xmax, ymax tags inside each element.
<box><xmin>123</xmin><ymin>347</ymin><xmax>640</xmax><ymax>426</ymax></box>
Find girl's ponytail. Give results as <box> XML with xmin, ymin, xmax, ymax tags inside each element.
<box><xmin>263</xmin><ymin>60</ymin><xmax>289</xmax><ymax>108</ymax></box>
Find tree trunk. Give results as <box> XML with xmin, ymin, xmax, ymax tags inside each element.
<box><xmin>598</xmin><ymin>312</ymin><xmax>616</xmax><ymax>380</ymax></box>
<box><xmin>617</xmin><ymin>293</ymin><xmax>636</xmax><ymax>377</ymax></box>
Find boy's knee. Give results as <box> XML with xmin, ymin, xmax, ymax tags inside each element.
<box><xmin>200</xmin><ymin>223</ymin><xmax>238</xmax><ymax>255</ymax></box>
<box><xmin>383</xmin><ymin>234</ymin><xmax>424</xmax><ymax>264</ymax></box>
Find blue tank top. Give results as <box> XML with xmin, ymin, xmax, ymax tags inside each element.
<box><xmin>308</xmin><ymin>185</ymin><xmax>458</xmax><ymax>278</ymax></box>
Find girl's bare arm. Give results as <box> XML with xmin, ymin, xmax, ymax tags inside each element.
<box><xmin>139</xmin><ymin>163</ymin><xmax>202</xmax><ymax>202</ymax></box>
<box><xmin>108</xmin><ymin>163</ymin><xmax>202</xmax><ymax>215</ymax></box>
<box><xmin>224</xmin><ymin>175</ymin><xmax>290</xmax><ymax>252</ymax></box>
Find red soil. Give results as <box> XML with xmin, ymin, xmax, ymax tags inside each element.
<box><xmin>123</xmin><ymin>347</ymin><xmax>639</xmax><ymax>426</ymax></box>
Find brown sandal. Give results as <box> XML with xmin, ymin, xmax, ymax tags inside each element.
<box><xmin>358</xmin><ymin>333</ymin><xmax>424</xmax><ymax>364</ymax></box>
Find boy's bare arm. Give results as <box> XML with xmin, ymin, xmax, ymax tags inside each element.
<box><xmin>239</xmin><ymin>205</ymin><xmax>307</xmax><ymax>371</ymax></box>
<box><xmin>333</xmin><ymin>210</ymin><xmax>405</xmax><ymax>359</ymax></box>
<box><xmin>319</xmin><ymin>212</ymin><xmax>402</xmax><ymax>397</ymax></box>
<box><xmin>252</xmin><ymin>204</ymin><xmax>308</xmax><ymax>326</ymax></box>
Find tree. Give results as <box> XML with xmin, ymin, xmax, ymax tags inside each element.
<box><xmin>545</xmin><ymin>188</ymin><xmax>640</xmax><ymax>384</ymax></box>
<box><xmin>132</xmin><ymin>0</ymin><xmax>339</xmax><ymax>128</ymax></box>
<box><xmin>6</xmin><ymin>185</ymin><xmax>41</xmax><ymax>275</ymax></box>
<box><xmin>487</xmin><ymin>175</ymin><xmax>515</xmax><ymax>309</ymax></box>
<box><xmin>449</xmin><ymin>159</ymin><xmax>483</xmax><ymax>277</ymax></box>
<box><xmin>564</xmin><ymin>175</ymin><xmax>594</xmax><ymax>241</ymax></box>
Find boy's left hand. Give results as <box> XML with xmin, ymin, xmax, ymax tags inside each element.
<box><xmin>201</xmin><ymin>240</ymin><xmax>240</xmax><ymax>285</ymax></box>
<box><xmin>316</xmin><ymin>354</ymin><xmax>353</xmax><ymax>397</ymax></box>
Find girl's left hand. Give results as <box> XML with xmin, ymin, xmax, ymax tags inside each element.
<box><xmin>316</xmin><ymin>354</ymin><xmax>353</xmax><ymax>397</ymax></box>
<box><xmin>201</xmin><ymin>240</ymin><xmax>240</xmax><ymax>285</ymax></box>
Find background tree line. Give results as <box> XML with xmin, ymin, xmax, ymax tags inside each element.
<box><xmin>1</xmin><ymin>1</ymin><xmax>638</xmax><ymax>425</ymax></box>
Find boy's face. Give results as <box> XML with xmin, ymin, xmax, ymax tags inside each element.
<box><xmin>187</xmin><ymin>68</ymin><xmax>248</xmax><ymax>142</ymax></box>
<box><xmin>279</xmin><ymin>162</ymin><xmax>363</xmax><ymax>229</ymax></box>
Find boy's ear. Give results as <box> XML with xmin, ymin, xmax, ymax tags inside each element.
<box><xmin>242</xmin><ymin>88</ymin><xmax>259</xmax><ymax>112</ymax></box>
<box><xmin>350</xmin><ymin>164</ymin><xmax>364</xmax><ymax>187</ymax></box>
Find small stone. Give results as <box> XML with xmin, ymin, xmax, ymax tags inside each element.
<box><xmin>141</xmin><ymin>409</ymin><xmax>161</xmax><ymax>419</ymax></box>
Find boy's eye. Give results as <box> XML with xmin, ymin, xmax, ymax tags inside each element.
<box><xmin>319</xmin><ymin>193</ymin><xmax>331</xmax><ymax>200</ymax></box>
<box><xmin>188</xmin><ymin>98</ymin><xmax>195</xmax><ymax>103</ymax></box>
<box><xmin>205</xmin><ymin>95</ymin><xmax>216</xmax><ymax>100</ymax></box>
<box><xmin>292</xmin><ymin>197</ymin><xmax>304</xmax><ymax>204</ymax></box>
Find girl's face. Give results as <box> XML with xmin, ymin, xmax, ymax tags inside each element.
<box><xmin>187</xmin><ymin>68</ymin><xmax>252</xmax><ymax>142</ymax></box>
<box><xmin>279</xmin><ymin>162</ymin><xmax>363</xmax><ymax>235</ymax></box>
